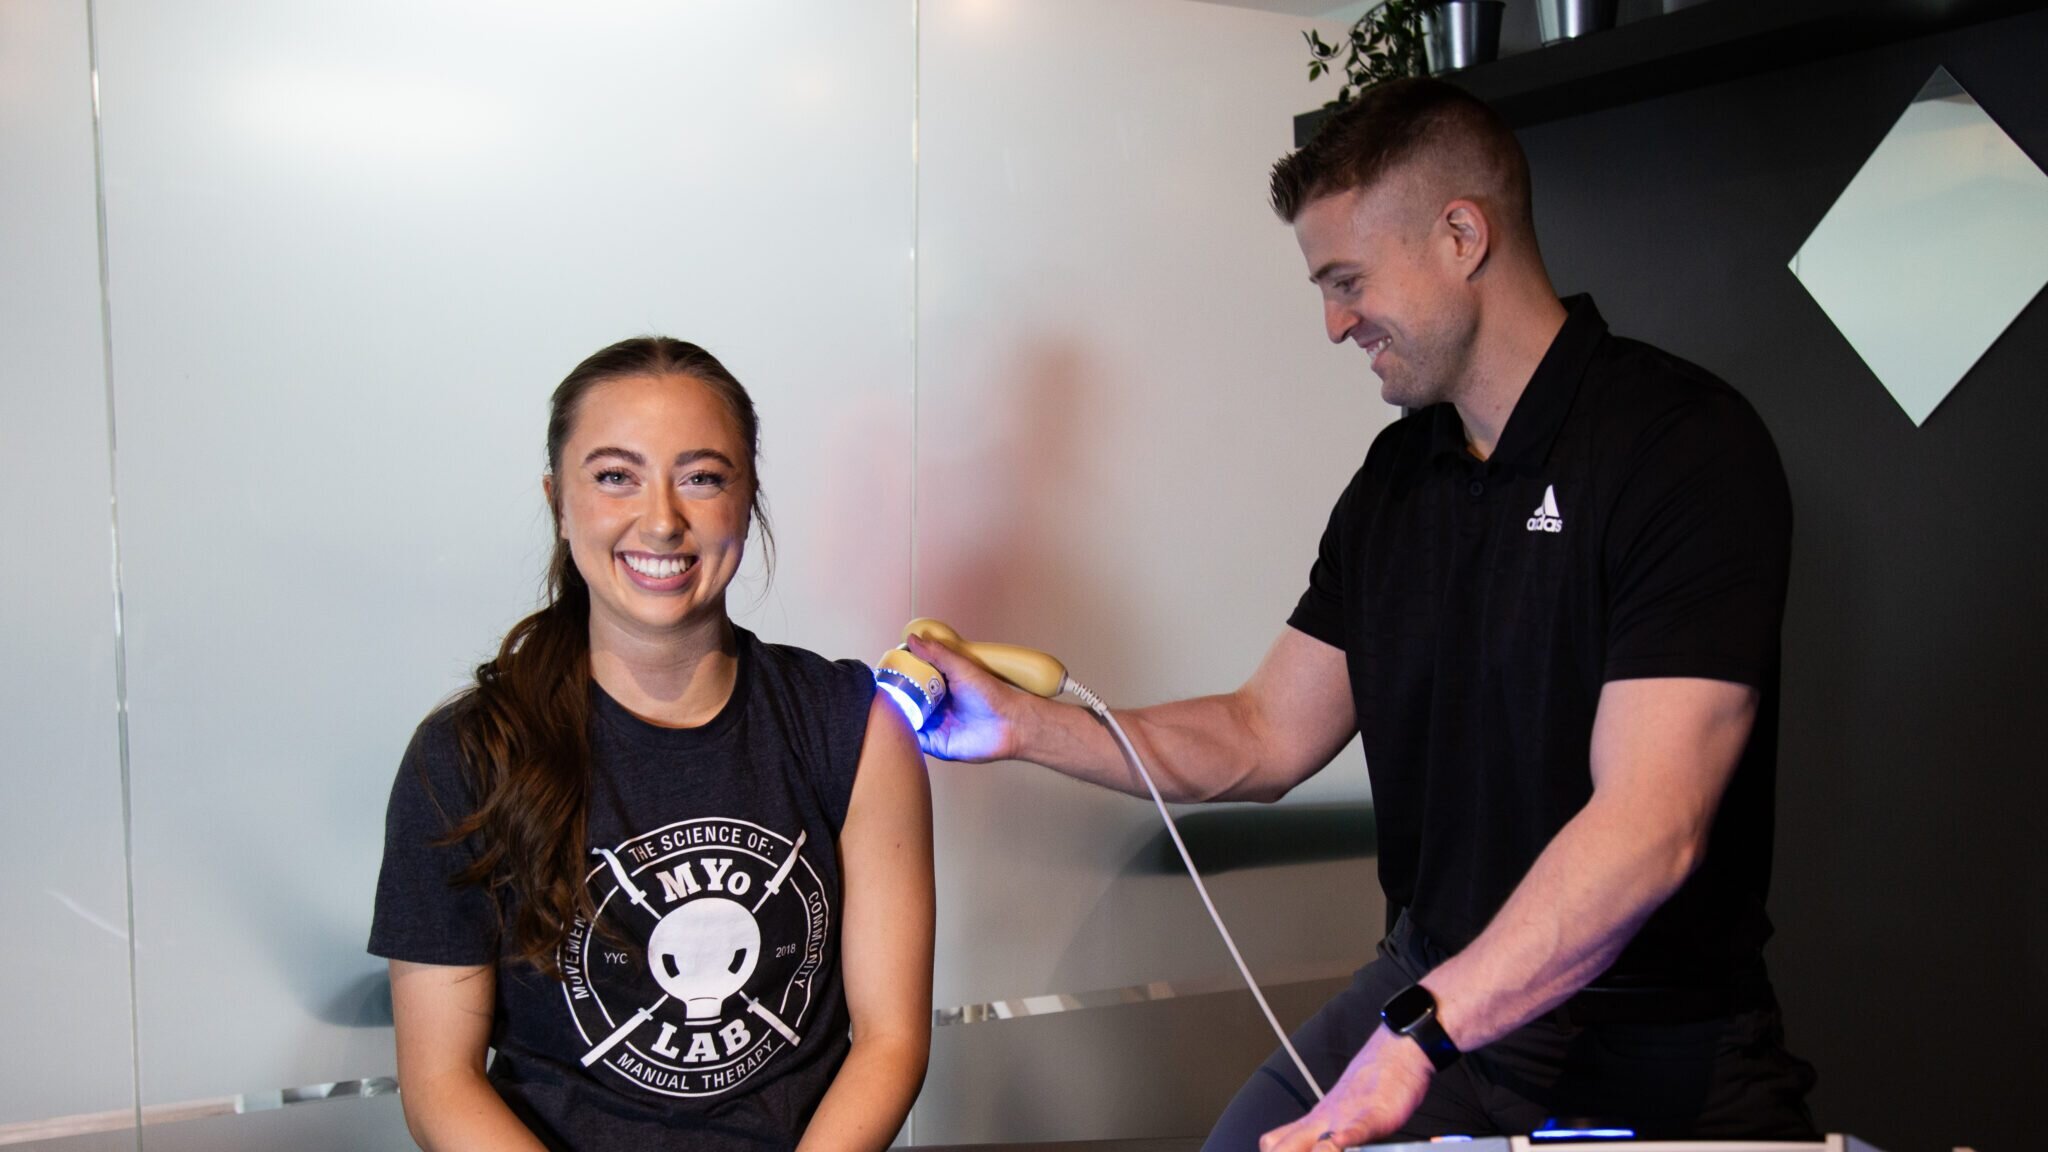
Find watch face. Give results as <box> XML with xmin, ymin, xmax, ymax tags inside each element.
<box><xmin>1381</xmin><ymin>984</ymin><xmax>1437</xmax><ymax>1033</ymax></box>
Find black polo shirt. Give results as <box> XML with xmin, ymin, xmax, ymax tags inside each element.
<box><xmin>1289</xmin><ymin>295</ymin><xmax>1792</xmax><ymax>984</ymax></box>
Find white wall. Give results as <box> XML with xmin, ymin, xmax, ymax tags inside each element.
<box><xmin>2</xmin><ymin>0</ymin><xmax>1384</xmax><ymax>1144</ymax></box>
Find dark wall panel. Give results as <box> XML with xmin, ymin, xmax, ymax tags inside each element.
<box><xmin>1515</xmin><ymin>11</ymin><xmax>2047</xmax><ymax>1150</ymax></box>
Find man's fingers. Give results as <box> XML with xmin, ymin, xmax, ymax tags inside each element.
<box><xmin>905</xmin><ymin>635</ymin><xmax>951</xmax><ymax>677</ymax></box>
<box><xmin>1325</xmin><ymin>1103</ymin><xmax>1402</xmax><ymax>1150</ymax></box>
<box><xmin>910</xmin><ymin>634</ymin><xmax>1006</xmax><ymax>696</ymax></box>
<box><xmin>1258</xmin><ymin>1115</ymin><xmax>1328</xmax><ymax>1152</ymax></box>
<box><xmin>908</xmin><ymin>634</ymin><xmax>971</xmax><ymax>679</ymax></box>
<box><xmin>1323</xmin><ymin>1119</ymin><xmax>1375</xmax><ymax>1150</ymax></box>
<box><xmin>1260</xmin><ymin>1099</ymin><xmax>1398</xmax><ymax>1152</ymax></box>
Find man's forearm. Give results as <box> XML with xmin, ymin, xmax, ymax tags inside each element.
<box><xmin>1420</xmin><ymin>791</ymin><xmax>1701</xmax><ymax>1051</ymax></box>
<box><xmin>1242</xmin><ymin>800</ymin><xmax>1689</xmax><ymax>1152</ymax></box>
<box><xmin>1422</xmin><ymin>676</ymin><xmax>1755</xmax><ymax>1053</ymax></box>
<box><xmin>1013</xmin><ymin>691</ymin><xmax>1279</xmax><ymax>803</ymax></box>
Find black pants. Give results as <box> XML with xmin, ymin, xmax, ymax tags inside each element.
<box><xmin>1202</xmin><ymin>915</ymin><xmax>1818</xmax><ymax>1150</ymax></box>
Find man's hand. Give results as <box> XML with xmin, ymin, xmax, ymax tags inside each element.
<box><xmin>903</xmin><ymin>634</ymin><xmax>1031</xmax><ymax>763</ymax></box>
<box><xmin>1258</xmin><ymin>1027</ymin><xmax>1435</xmax><ymax>1152</ymax></box>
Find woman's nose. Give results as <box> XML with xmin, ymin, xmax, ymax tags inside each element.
<box><xmin>641</xmin><ymin>479</ymin><xmax>683</xmax><ymax>541</ymax></box>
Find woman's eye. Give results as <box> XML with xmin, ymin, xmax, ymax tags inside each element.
<box><xmin>594</xmin><ymin>468</ymin><xmax>632</xmax><ymax>486</ymax></box>
<box><xmin>680</xmin><ymin>472</ymin><xmax>730</xmax><ymax>495</ymax></box>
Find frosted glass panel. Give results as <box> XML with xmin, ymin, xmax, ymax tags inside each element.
<box><xmin>1790</xmin><ymin>67</ymin><xmax>2048</xmax><ymax>425</ymax></box>
<box><xmin>916</xmin><ymin>0</ymin><xmax>1387</xmax><ymax>1012</ymax></box>
<box><xmin>92</xmin><ymin>0</ymin><xmax>912</xmax><ymax>1106</ymax></box>
<box><xmin>0</xmin><ymin>0</ymin><xmax>140</xmax><ymax>1127</ymax></box>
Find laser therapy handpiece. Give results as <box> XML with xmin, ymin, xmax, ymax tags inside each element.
<box><xmin>874</xmin><ymin>618</ymin><xmax>1069</xmax><ymax>729</ymax></box>
<box><xmin>873</xmin><ymin>618</ymin><xmax>1328</xmax><ymax>1101</ymax></box>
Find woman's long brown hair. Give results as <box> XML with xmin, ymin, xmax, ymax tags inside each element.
<box><xmin>438</xmin><ymin>337</ymin><xmax>771</xmax><ymax>976</ymax></box>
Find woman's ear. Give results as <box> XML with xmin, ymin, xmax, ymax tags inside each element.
<box><xmin>542</xmin><ymin>473</ymin><xmax>564</xmax><ymax>537</ymax></box>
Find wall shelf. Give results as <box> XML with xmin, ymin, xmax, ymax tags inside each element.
<box><xmin>1293</xmin><ymin>0</ymin><xmax>2048</xmax><ymax>144</ymax></box>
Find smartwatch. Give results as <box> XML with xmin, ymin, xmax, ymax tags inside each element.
<box><xmin>1380</xmin><ymin>983</ymin><xmax>1460</xmax><ymax>1070</ymax></box>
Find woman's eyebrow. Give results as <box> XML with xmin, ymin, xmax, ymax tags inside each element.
<box><xmin>674</xmin><ymin>449</ymin><xmax>736</xmax><ymax>468</ymax></box>
<box><xmin>582</xmin><ymin>446</ymin><xmax>644</xmax><ymax>466</ymax></box>
<box><xmin>580</xmin><ymin>446</ymin><xmax>736</xmax><ymax>468</ymax></box>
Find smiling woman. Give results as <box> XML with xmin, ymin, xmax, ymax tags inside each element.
<box><xmin>548</xmin><ymin>363</ymin><xmax>764</xmax><ymax>654</ymax></box>
<box><xmin>367</xmin><ymin>338</ymin><xmax>934</xmax><ymax>1152</ymax></box>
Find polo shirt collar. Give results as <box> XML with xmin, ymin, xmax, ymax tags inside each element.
<box><xmin>1429</xmin><ymin>294</ymin><xmax>1607</xmax><ymax>471</ymax></box>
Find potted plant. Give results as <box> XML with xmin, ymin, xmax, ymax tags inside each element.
<box><xmin>1304</xmin><ymin>0</ymin><xmax>1431</xmax><ymax>108</ymax></box>
<box><xmin>1298</xmin><ymin>0</ymin><xmax>1504</xmax><ymax>145</ymax></box>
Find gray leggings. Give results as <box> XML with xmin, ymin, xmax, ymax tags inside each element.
<box><xmin>1200</xmin><ymin>916</ymin><xmax>1818</xmax><ymax>1150</ymax></box>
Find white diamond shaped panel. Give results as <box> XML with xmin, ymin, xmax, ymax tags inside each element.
<box><xmin>1790</xmin><ymin>67</ymin><xmax>2048</xmax><ymax>426</ymax></box>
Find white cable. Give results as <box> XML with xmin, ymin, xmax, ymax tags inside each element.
<box><xmin>1062</xmin><ymin>677</ymin><xmax>1326</xmax><ymax>1102</ymax></box>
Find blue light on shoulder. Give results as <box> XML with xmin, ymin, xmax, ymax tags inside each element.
<box><xmin>876</xmin><ymin>677</ymin><xmax>927</xmax><ymax>730</ymax></box>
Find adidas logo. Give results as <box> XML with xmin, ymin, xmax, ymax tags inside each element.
<box><xmin>1526</xmin><ymin>485</ymin><xmax>1563</xmax><ymax>534</ymax></box>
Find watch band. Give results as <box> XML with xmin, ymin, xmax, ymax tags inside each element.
<box><xmin>1380</xmin><ymin>983</ymin><xmax>1461</xmax><ymax>1071</ymax></box>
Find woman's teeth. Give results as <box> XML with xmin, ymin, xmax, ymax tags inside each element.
<box><xmin>622</xmin><ymin>554</ymin><xmax>690</xmax><ymax>579</ymax></box>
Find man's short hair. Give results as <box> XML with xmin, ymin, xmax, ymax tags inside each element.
<box><xmin>1270</xmin><ymin>77</ymin><xmax>1533</xmax><ymax>239</ymax></box>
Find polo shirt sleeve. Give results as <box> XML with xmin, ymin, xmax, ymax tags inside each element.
<box><xmin>367</xmin><ymin>709</ymin><xmax>500</xmax><ymax>966</ymax></box>
<box><xmin>1602</xmin><ymin>391</ymin><xmax>1792</xmax><ymax>687</ymax></box>
<box><xmin>1288</xmin><ymin>465</ymin><xmax>1367</xmax><ymax>650</ymax></box>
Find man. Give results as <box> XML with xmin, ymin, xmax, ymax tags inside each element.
<box><xmin>912</xmin><ymin>78</ymin><xmax>1816</xmax><ymax>1147</ymax></box>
